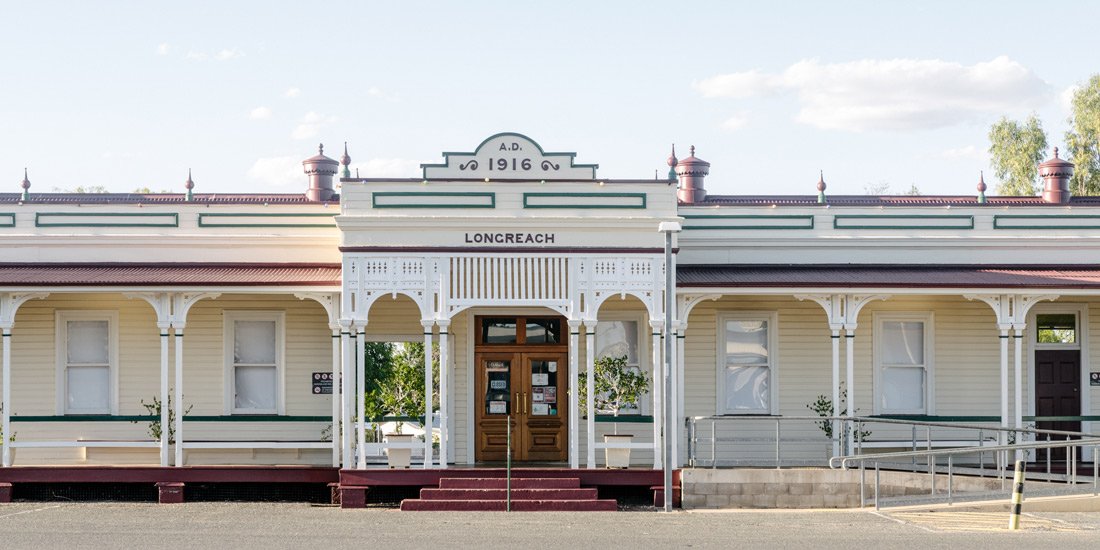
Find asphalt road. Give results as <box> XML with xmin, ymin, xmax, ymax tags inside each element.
<box><xmin>1</xmin><ymin>503</ymin><xmax>1098</xmax><ymax>549</ymax></box>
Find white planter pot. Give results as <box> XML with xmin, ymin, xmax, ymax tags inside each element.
<box><xmin>384</xmin><ymin>433</ymin><xmax>415</xmax><ymax>469</ymax></box>
<box><xmin>603</xmin><ymin>434</ymin><xmax>634</xmax><ymax>469</ymax></box>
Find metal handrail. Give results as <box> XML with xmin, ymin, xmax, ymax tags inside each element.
<box><xmin>831</xmin><ymin>438</ymin><xmax>1100</xmax><ymax>509</ymax></box>
<box><xmin>686</xmin><ymin>414</ymin><xmax>1098</xmax><ymax>469</ymax></box>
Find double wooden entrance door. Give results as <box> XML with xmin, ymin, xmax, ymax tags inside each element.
<box><xmin>475</xmin><ymin>350</ymin><xmax>568</xmax><ymax>462</ymax></box>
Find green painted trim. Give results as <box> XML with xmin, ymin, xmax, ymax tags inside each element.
<box><xmin>833</xmin><ymin>214</ymin><xmax>974</xmax><ymax>230</ymax></box>
<box><xmin>1023</xmin><ymin>415</ymin><xmax>1100</xmax><ymax>422</ymax></box>
<box><xmin>11</xmin><ymin>415</ymin><xmax>330</xmax><ymax>423</ymax></box>
<box><xmin>0</xmin><ymin>213</ymin><xmax>15</xmax><ymax>227</ymax></box>
<box><xmin>197</xmin><ymin>212</ymin><xmax>337</xmax><ymax>228</ymax></box>
<box><xmin>184</xmin><ymin>415</ymin><xmax>331</xmax><ymax>422</ymax></box>
<box><xmin>994</xmin><ymin>215</ymin><xmax>1100</xmax><ymax>230</ymax></box>
<box><xmin>594</xmin><ymin>414</ymin><xmax>654</xmax><ymax>423</ymax></box>
<box><xmin>874</xmin><ymin>415</ymin><xmax>1001</xmax><ymax>422</ymax></box>
<box><xmin>372</xmin><ymin>191</ymin><xmax>496</xmax><ymax>209</ymax></box>
<box><xmin>681</xmin><ymin>214</ymin><xmax>814</xmax><ymax>230</ymax></box>
<box><xmin>522</xmin><ymin>192</ymin><xmax>646</xmax><ymax>209</ymax></box>
<box><xmin>35</xmin><ymin>212</ymin><xmax>179</xmax><ymax>228</ymax></box>
<box><xmin>420</xmin><ymin>132</ymin><xmax>599</xmax><ymax>180</ymax></box>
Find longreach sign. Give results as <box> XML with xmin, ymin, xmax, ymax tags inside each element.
<box><xmin>464</xmin><ymin>232</ymin><xmax>555</xmax><ymax>244</ymax></box>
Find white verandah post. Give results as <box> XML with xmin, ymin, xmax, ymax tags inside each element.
<box><xmin>438</xmin><ymin>319</ymin><xmax>450</xmax><ymax>468</ymax></box>
<box><xmin>568</xmin><ymin>320</ymin><xmax>581</xmax><ymax>469</ymax></box>
<box><xmin>356</xmin><ymin>326</ymin><xmax>367</xmax><ymax>469</ymax></box>
<box><xmin>339</xmin><ymin>323</ymin><xmax>353</xmax><ymax>468</ymax></box>
<box><xmin>585</xmin><ymin>321</ymin><xmax>596</xmax><ymax>469</ymax></box>
<box><xmin>158</xmin><ymin>321</ymin><xmax>170</xmax><ymax>467</ymax></box>
<box><xmin>330</xmin><ymin>328</ymin><xmax>341</xmax><ymax>467</ymax></box>
<box><xmin>422</xmin><ymin>320</ymin><xmax>434</xmax><ymax>468</ymax></box>
<box><xmin>651</xmin><ymin>319</ymin><xmax>663</xmax><ymax>470</ymax></box>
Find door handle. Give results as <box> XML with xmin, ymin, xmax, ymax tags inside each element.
<box><xmin>524</xmin><ymin>392</ymin><xmax>528</xmax><ymax>415</ymax></box>
<box><xmin>515</xmin><ymin>392</ymin><xmax>520</xmax><ymax>415</ymax></box>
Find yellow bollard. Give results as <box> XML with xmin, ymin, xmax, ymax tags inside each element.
<box><xmin>1008</xmin><ymin>460</ymin><xmax>1025</xmax><ymax>530</ymax></box>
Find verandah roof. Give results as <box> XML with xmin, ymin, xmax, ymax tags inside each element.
<box><xmin>0</xmin><ymin>263</ymin><xmax>341</xmax><ymax>286</ymax></box>
<box><xmin>677</xmin><ymin>265</ymin><xmax>1100</xmax><ymax>289</ymax></box>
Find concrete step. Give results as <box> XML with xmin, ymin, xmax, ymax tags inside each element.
<box><xmin>419</xmin><ymin>488</ymin><xmax>599</xmax><ymax>500</ymax></box>
<box><xmin>400</xmin><ymin>499</ymin><xmax>618</xmax><ymax>512</ymax></box>
<box><xmin>438</xmin><ymin>477</ymin><xmax>581</xmax><ymax>489</ymax></box>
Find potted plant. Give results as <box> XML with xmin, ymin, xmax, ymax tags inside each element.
<box><xmin>579</xmin><ymin>355</ymin><xmax>650</xmax><ymax>468</ymax></box>
<box><xmin>131</xmin><ymin>392</ymin><xmax>193</xmax><ymax>465</ymax></box>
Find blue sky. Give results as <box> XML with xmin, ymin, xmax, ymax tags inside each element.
<box><xmin>2</xmin><ymin>0</ymin><xmax>1098</xmax><ymax>196</ymax></box>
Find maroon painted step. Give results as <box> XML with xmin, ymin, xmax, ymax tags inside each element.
<box><xmin>438</xmin><ymin>477</ymin><xmax>580</xmax><ymax>489</ymax></box>
<box><xmin>401</xmin><ymin>476</ymin><xmax>617</xmax><ymax>512</ymax></box>
<box><xmin>401</xmin><ymin>499</ymin><xmax>618</xmax><ymax>512</ymax></box>
<box><xmin>419</xmin><ymin>488</ymin><xmax>598</xmax><ymax>500</ymax></box>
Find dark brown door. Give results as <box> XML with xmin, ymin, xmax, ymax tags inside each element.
<box><xmin>474</xmin><ymin>352</ymin><xmax>568</xmax><ymax>462</ymax></box>
<box><xmin>473</xmin><ymin>315</ymin><xmax>569</xmax><ymax>463</ymax></box>
<box><xmin>1034</xmin><ymin>349</ymin><xmax>1080</xmax><ymax>462</ymax></box>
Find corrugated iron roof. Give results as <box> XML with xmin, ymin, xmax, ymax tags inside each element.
<box><xmin>694</xmin><ymin>195</ymin><xmax>1100</xmax><ymax>207</ymax></box>
<box><xmin>0</xmin><ymin>193</ymin><xmax>339</xmax><ymax>205</ymax></box>
<box><xmin>0</xmin><ymin>263</ymin><xmax>341</xmax><ymax>286</ymax></box>
<box><xmin>678</xmin><ymin>265</ymin><xmax>1100</xmax><ymax>289</ymax></box>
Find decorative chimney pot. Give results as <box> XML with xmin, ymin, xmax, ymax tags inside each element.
<box><xmin>675</xmin><ymin>145</ymin><xmax>710</xmax><ymax>204</ymax></box>
<box><xmin>1039</xmin><ymin>147</ymin><xmax>1074</xmax><ymax>204</ymax></box>
<box><xmin>302</xmin><ymin>143</ymin><xmax>339</xmax><ymax>201</ymax></box>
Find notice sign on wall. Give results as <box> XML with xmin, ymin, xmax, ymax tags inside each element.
<box><xmin>1091</xmin><ymin>372</ymin><xmax>1100</xmax><ymax>386</ymax></box>
<box><xmin>313</xmin><ymin>372</ymin><xmax>334</xmax><ymax>394</ymax></box>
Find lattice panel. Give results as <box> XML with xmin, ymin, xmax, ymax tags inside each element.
<box><xmin>448</xmin><ymin>255</ymin><xmax>569</xmax><ymax>303</ymax></box>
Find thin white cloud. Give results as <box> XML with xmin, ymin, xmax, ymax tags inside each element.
<box><xmin>285</xmin><ymin>87</ymin><xmax>302</xmax><ymax>99</ymax></box>
<box><xmin>721</xmin><ymin>112</ymin><xmax>749</xmax><ymax>131</ymax></box>
<box><xmin>695</xmin><ymin>56</ymin><xmax>1052</xmax><ymax>132</ymax></box>
<box><xmin>247</xmin><ymin>156</ymin><xmax>302</xmax><ymax>188</ymax></box>
<box><xmin>250</xmin><ymin>106</ymin><xmax>272</xmax><ymax>120</ymax></box>
<box><xmin>182</xmin><ymin>48</ymin><xmax>244</xmax><ymax>62</ymax></box>
<box><xmin>292</xmin><ymin>111</ymin><xmax>338</xmax><ymax>140</ymax></box>
<box><xmin>367</xmin><ymin>86</ymin><xmax>401</xmax><ymax>102</ymax></box>
<box><xmin>215</xmin><ymin>48</ymin><xmax>244</xmax><ymax>61</ymax></box>
<box><xmin>696</xmin><ymin>70</ymin><xmax>782</xmax><ymax>99</ymax></box>
<box><xmin>157</xmin><ymin>43</ymin><xmax>170</xmax><ymax>55</ymax></box>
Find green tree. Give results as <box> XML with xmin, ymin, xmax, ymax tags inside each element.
<box><xmin>1065</xmin><ymin>74</ymin><xmax>1100</xmax><ymax>195</ymax></box>
<box><xmin>376</xmin><ymin>342</ymin><xmax>439</xmax><ymax>433</ymax></box>
<box><xmin>988</xmin><ymin>114</ymin><xmax>1048</xmax><ymax>196</ymax></box>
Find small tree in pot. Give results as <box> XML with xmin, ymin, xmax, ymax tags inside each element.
<box><xmin>578</xmin><ymin>355</ymin><xmax>650</xmax><ymax>467</ymax></box>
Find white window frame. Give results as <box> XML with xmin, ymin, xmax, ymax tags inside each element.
<box><xmin>224</xmin><ymin>311</ymin><xmax>286</xmax><ymax>415</ymax></box>
<box><xmin>873</xmin><ymin>312</ymin><xmax>935</xmax><ymax>415</ymax></box>
<box><xmin>716</xmin><ymin>312</ymin><xmax>779</xmax><ymax>415</ymax></box>
<box><xmin>55</xmin><ymin>311</ymin><xmax>119</xmax><ymax>415</ymax></box>
<box><xmin>594</xmin><ymin>313</ymin><xmax>649</xmax><ymax>415</ymax></box>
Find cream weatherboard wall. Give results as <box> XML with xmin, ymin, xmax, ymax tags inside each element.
<box><xmin>679</xmin><ymin>294</ymin><xmax>1099</xmax><ymax>463</ymax></box>
<box><xmin>3</xmin><ymin>293</ymin><xmax>335</xmax><ymax>465</ymax></box>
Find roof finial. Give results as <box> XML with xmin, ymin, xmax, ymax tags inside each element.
<box><xmin>666</xmin><ymin>144</ymin><xmax>678</xmax><ymax>182</ymax></box>
<box><xmin>977</xmin><ymin>170</ymin><xmax>987</xmax><ymax>204</ymax></box>
<box><xmin>690</xmin><ymin>145</ymin><xmax>696</xmax><ymax>157</ymax></box>
<box><xmin>816</xmin><ymin>170</ymin><xmax>827</xmax><ymax>204</ymax></box>
<box><xmin>1054</xmin><ymin>146</ymin><xmax>1060</xmax><ymax>159</ymax></box>
<box><xmin>318</xmin><ymin>143</ymin><xmax>324</xmax><ymax>155</ymax></box>
<box><xmin>340</xmin><ymin>141</ymin><xmax>352</xmax><ymax>178</ymax></box>
<box><xmin>20</xmin><ymin>167</ymin><xmax>31</xmax><ymax>200</ymax></box>
<box><xmin>185</xmin><ymin>169</ymin><xmax>195</xmax><ymax>201</ymax></box>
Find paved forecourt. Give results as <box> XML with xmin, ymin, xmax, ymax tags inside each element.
<box><xmin>0</xmin><ymin>503</ymin><xmax>1099</xmax><ymax>549</ymax></box>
